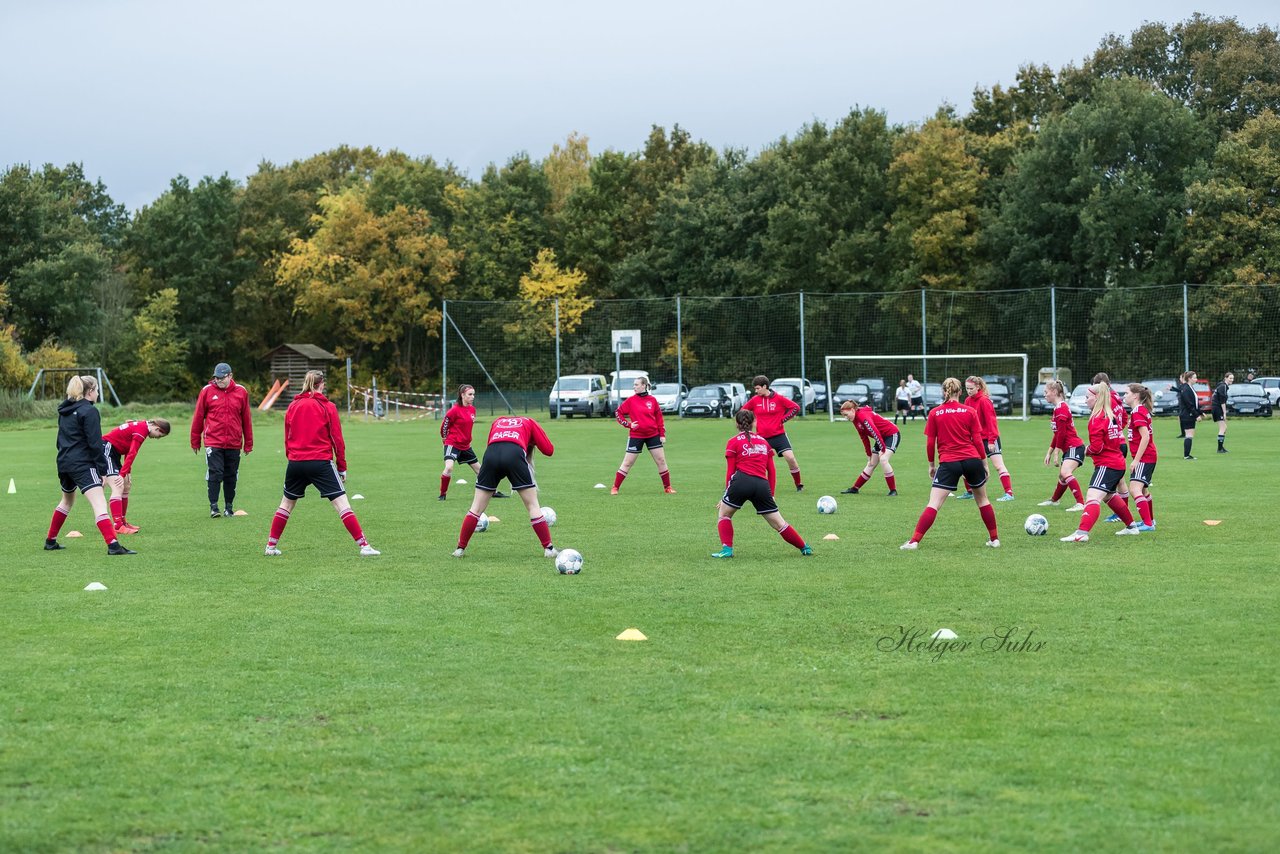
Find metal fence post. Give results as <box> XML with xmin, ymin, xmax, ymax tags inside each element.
<box><xmin>555</xmin><ymin>298</ymin><xmax>561</xmax><ymax>393</ymax></box>
<box><xmin>1182</xmin><ymin>282</ymin><xmax>1190</xmax><ymax>372</ymax></box>
<box><xmin>441</xmin><ymin>299</ymin><xmax>448</xmax><ymax>419</ymax></box>
<box><xmin>920</xmin><ymin>289</ymin><xmax>928</xmax><ymax>388</ymax></box>
<box><xmin>798</xmin><ymin>291</ymin><xmax>806</xmax><ymax>416</ymax></box>
<box><xmin>676</xmin><ymin>295</ymin><xmax>683</xmax><ymax>417</ymax></box>
<box><xmin>1050</xmin><ymin>286</ymin><xmax>1057</xmax><ymax>374</ymax></box>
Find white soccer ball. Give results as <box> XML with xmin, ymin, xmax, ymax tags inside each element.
<box><xmin>556</xmin><ymin>548</ymin><xmax>583</xmax><ymax>574</ymax></box>
<box><xmin>475</xmin><ymin>512</ymin><xmax>489</xmax><ymax>533</ymax></box>
<box><xmin>817</xmin><ymin>495</ymin><xmax>838</xmax><ymax>515</ymax></box>
<box><xmin>1024</xmin><ymin>513</ymin><xmax>1049</xmax><ymax>536</ymax></box>
<box><xmin>542</xmin><ymin>506</ymin><xmax>557</xmax><ymax>526</ymax></box>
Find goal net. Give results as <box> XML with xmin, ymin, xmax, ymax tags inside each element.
<box><xmin>823</xmin><ymin>353</ymin><xmax>1029</xmax><ymax>421</ymax></box>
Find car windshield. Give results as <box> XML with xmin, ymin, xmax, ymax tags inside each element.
<box><xmin>859</xmin><ymin>379</ymin><xmax>884</xmax><ymax>389</ymax></box>
<box><xmin>836</xmin><ymin>383</ymin><xmax>866</xmax><ymax>394</ymax></box>
<box><xmin>1230</xmin><ymin>384</ymin><xmax>1265</xmax><ymax>396</ymax></box>
<box><xmin>654</xmin><ymin>384</ymin><xmax>680</xmax><ymax>395</ymax></box>
<box><xmin>1069</xmin><ymin>386</ymin><xmax>1090</xmax><ymax>401</ymax></box>
<box><xmin>988</xmin><ymin>383</ymin><xmax>1009</xmax><ymax>395</ymax></box>
<box><xmin>1033</xmin><ymin>384</ymin><xmax>1046</xmax><ymax>396</ymax></box>
<box><xmin>690</xmin><ymin>387</ymin><xmax>718</xmax><ymax>398</ymax></box>
<box><xmin>556</xmin><ymin>378</ymin><xmax>590</xmax><ymax>391</ymax></box>
<box><xmin>1143</xmin><ymin>379</ymin><xmax>1176</xmax><ymax>393</ymax></box>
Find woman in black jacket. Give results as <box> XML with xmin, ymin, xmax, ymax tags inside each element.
<box><xmin>1177</xmin><ymin>370</ymin><xmax>1202</xmax><ymax>461</ymax></box>
<box><xmin>45</xmin><ymin>375</ymin><xmax>135</xmax><ymax>555</ymax></box>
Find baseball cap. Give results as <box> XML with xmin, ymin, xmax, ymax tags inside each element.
<box><xmin>213</xmin><ymin>362</ymin><xmax>232</xmax><ymax>378</ymax></box>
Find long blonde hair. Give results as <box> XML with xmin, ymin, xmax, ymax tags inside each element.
<box><xmin>942</xmin><ymin>377</ymin><xmax>962</xmax><ymax>401</ymax></box>
<box><xmin>1045</xmin><ymin>379</ymin><xmax>1065</xmax><ymax>401</ymax></box>
<box><xmin>965</xmin><ymin>376</ymin><xmax>988</xmax><ymax>395</ymax></box>
<box><xmin>65</xmin><ymin>375</ymin><xmax>98</xmax><ymax>401</ymax></box>
<box><xmin>1088</xmin><ymin>381</ymin><xmax>1114</xmax><ymax>419</ymax></box>
<box><xmin>301</xmin><ymin>370</ymin><xmax>326</xmax><ymax>393</ymax></box>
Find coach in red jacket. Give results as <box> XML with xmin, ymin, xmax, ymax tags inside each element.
<box><xmin>191</xmin><ymin>362</ymin><xmax>254</xmax><ymax>518</ymax></box>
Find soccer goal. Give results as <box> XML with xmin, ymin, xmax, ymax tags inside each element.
<box><xmin>823</xmin><ymin>353</ymin><xmax>1029</xmax><ymax>421</ymax></box>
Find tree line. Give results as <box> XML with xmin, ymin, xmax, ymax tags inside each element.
<box><xmin>2</xmin><ymin>14</ymin><xmax>1278</xmax><ymax>401</ymax></box>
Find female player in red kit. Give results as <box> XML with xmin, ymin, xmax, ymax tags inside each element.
<box><xmin>611</xmin><ymin>376</ymin><xmax>674</xmax><ymax>495</ymax></box>
<box><xmin>438</xmin><ymin>384</ymin><xmax>506</xmax><ymax>501</ymax></box>
<box><xmin>1125</xmin><ymin>383</ymin><xmax>1158</xmax><ymax>531</ymax></box>
<box><xmin>453</xmin><ymin>414</ymin><xmax>558</xmax><ymax>558</ymax></box>
<box><xmin>1060</xmin><ymin>382</ymin><xmax>1140</xmax><ymax>542</ymax></box>
<box><xmin>264</xmin><ymin>371</ymin><xmax>379</xmax><ymax>557</ymax></box>
<box><xmin>101</xmin><ymin>417</ymin><xmax>171</xmax><ymax>533</ymax></box>
<box><xmin>962</xmin><ymin>376</ymin><xmax>1014</xmax><ymax>501</ymax></box>
<box><xmin>711</xmin><ymin>409</ymin><xmax>812</xmax><ymax>559</ymax></box>
<box><xmin>742</xmin><ymin>375</ymin><xmax>804</xmax><ymax>491</ymax></box>
<box><xmin>901</xmin><ymin>378</ymin><xmax>1001</xmax><ymax>550</ymax></box>
<box><xmin>839</xmin><ymin>399</ymin><xmax>900</xmax><ymax>496</ymax></box>
<box><xmin>1037</xmin><ymin>379</ymin><xmax>1086</xmax><ymax>511</ymax></box>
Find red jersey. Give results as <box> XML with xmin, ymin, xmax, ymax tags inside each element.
<box><xmin>1085</xmin><ymin>410</ymin><xmax>1126</xmax><ymax>469</ymax></box>
<box><xmin>102</xmin><ymin>420</ymin><xmax>150</xmax><ymax>476</ymax></box>
<box><xmin>190</xmin><ymin>379</ymin><xmax>253</xmax><ymax>452</ymax></box>
<box><xmin>724</xmin><ymin>430</ymin><xmax>776</xmax><ymax>493</ymax></box>
<box><xmin>284</xmin><ymin>391</ymin><xmax>347</xmax><ymax>470</ymax></box>
<box><xmin>742</xmin><ymin>391</ymin><xmax>799</xmax><ymax>439</ymax></box>
<box><xmin>924</xmin><ymin>402</ymin><xmax>987</xmax><ymax>463</ymax></box>
<box><xmin>1128</xmin><ymin>405</ymin><xmax>1158</xmax><ymax>464</ymax></box>
<box><xmin>440</xmin><ymin>403</ymin><xmax>476</xmax><ymax>449</ymax></box>
<box><xmin>615</xmin><ymin>393</ymin><xmax>665</xmax><ymax>439</ymax></box>
<box><xmin>853</xmin><ymin>405</ymin><xmax>899</xmax><ymax>454</ymax></box>
<box><xmin>1049</xmin><ymin>401</ymin><xmax>1084</xmax><ymax>451</ymax></box>
<box><xmin>486</xmin><ymin>416</ymin><xmax>554</xmax><ymax>458</ymax></box>
<box><xmin>966</xmin><ymin>391</ymin><xmax>999</xmax><ymax>441</ymax></box>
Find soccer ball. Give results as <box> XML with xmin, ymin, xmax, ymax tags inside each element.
<box><xmin>817</xmin><ymin>495</ymin><xmax>838</xmax><ymax>515</ymax></box>
<box><xmin>542</xmin><ymin>506</ymin><xmax>557</xmax><ymax>526</ymax></box>
<box><xmin>1024</xmin><ymin>513</ymin><xmax>1049</xmax><ymax>536</ymax></box>
<box><xmin>475</xmin><ymin>512</ymin><xmax>489</xmax><ymax>533</ymax></box>
<box><xmin>555</xmin><ymin>548</ymin><xmax>583</xmax><ymax>574</ymax></box>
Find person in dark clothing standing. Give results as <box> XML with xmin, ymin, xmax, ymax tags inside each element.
<box><xmin>1177</xmin><ymin>370</ymin><xmax>1202</xmax><ymax>460</ymax></box>
<box><xmin>1211</xmin><ymin>372</ymin><xmax>1233</xmax><ymax>453</ymax></box>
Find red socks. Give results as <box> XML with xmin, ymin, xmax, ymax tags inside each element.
<box><xmin>778</xmin><ymin>524</ymin><xmax>806</xmax><ymax>550</ymax></box>
<box><xmin>531</xmin><ymin>516</ymin><xmax>552</xmax><ymax>549</ymax></box>
<box><xmin>1136</xmin><ymin>495</ymin><xmax>1154</xmax><ymax>526</ymax></box>
<box><xmin>978</xmin><ymin>503</ymin><xmax>998</xmax><ymax>540</ymax></box>
<box><xmin>268</xmin><ymin>508</ymin><xmax>290</xmax><ymax>545</ymax></box>
<box><xmin>660</xmin><ymin>469</ymin><xmax>671</xmax><ymax>489</ymax></box>
<box><xmin>1068</xmin><ymin>477</ymin><xmax>1084</xmax><ymax>503</ymax></box>
<box><xmin>439</xmin><ymin>474</ymin><xmax>451</xmax><ymax>497</ymax></box>
<box><xmin>1106</xmin><ymin>494</ymin><xmax>1135</xmax><ymax>526</ymax></box>
<box><xmin>790</xmin><ymin>469</ymin><xmax>803</xmax><ymax>488</ymax></box>
<box><xmin>853</xmin><ymin>472</ymin><xmax>871</xmax><ymax>490</ymax></box>
<box><xmin>613</xmin><ymin>471</ymin><xmax>626</xmax><ymax>491</ymax></box>
<box><xmin>122</xmin><ymin>496</ymin><xmax>130</xmax><ymax>517</ymax></box>
<box><xmin>885</xmin><ymin>474</ymin><xmax>896</xmax><ymax>491</ymax></box>
<box><xmin>717</xmin><ymin>518</ymin><xmax>734</xmax><ymax>547</ymax></box>
<box><xmin>109</xmin><ymin>496</ymin><xmax>124</xmax><ymax>527</ymax></box>
<box><xmin>999</xmin><ymin>472</ymin><xmax>1013</xmax><ymax>495</ymax></box>
<box><xmin>47</xmin><ymin>506</ymin><xmax>69</xmax><ymax>540</ymax></box>
<box><xmin>458</xmin><ymin>511</ymin><xmax>480</xmax><ymax>549</ymax></box>
<box><xmin>912</xmin><ymin>506</ymin><xmax>938</xmax><ymax>543</ymax></box>
<box><xmin>1051</xmin><ymin>480</ymin><xmax>1068</xmax><ymax>502</ymax></box>
<box><xmin>94</xmin><ymin>514</ymin><xmax>116</xmax><ymax>545</ymax></box>
<box><xmin>1079</xmin><ymin>501</ymin><xmax>1101</xmax><ymax>533</ymax></box>
<box><xmin>340</xmin><ymin>509</ymin><xmax>368</xmax><ymax>546</ymax></box>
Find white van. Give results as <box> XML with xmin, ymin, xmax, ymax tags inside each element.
<box><xmin>609</xmin><ymin>370</ymin><xmax>651</xmax><ymax>409</ymax></box>
<box><xmin>549</xmin><ymin>374</ymin><xmax>608</xmax><ymax>418</ymax></box>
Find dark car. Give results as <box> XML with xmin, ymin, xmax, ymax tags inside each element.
<box><xmin>856</xmin><ymin>377</ymin><xmax>891</xmax><ymax>412</ymax></box>
<box><xmin>922</xmin><ymin>382</ymin><xmax>944</xmax><ymax>412</ymax></box>
<box><xmin>831</xmin><ymin>382</ymin><xmax>871</xmax><ymax>410</ymax></box>
<box><xmin>681</xmin><ymin>384</ymin><xmax>733</xmax><ymax>418</ymax></box>
<box><xmin>987</xmin><ymin>382</ymin><xmax>1013</xmax><ymax>416</ymax></box>
<box><xmin>770</xmin><ymin>382</ymin><xmax>804</xmax><ymax>408</ymax></box>
<box><xmin>1143</xmin><ymin>378</ymin><xmax>1179</xmax><ymax>416</ymax></box>
<box><xmin>1226</xmin><ymin>383</ymin><xmax>1273</xmax><ymax>417</ymax></box>
<box><xmin>1030</xmin><ymin>383</ymin><xmax>1051</xmax><ymax>415</ymax></box>
<box><xmin>812</xmin><ymin>381</ymin><xmax>828</xmax><ymax>413</ymax></box>
<box><xmin>983</xmin><ymin>373</ymin><xmax>1021</xmax><ymax>401</ymax></box>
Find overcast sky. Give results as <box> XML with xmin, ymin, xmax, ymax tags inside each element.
<box><xmin>3</xmin><ymin>1</ymin><xmax>1276</xmax><ymax>212</ymax></box>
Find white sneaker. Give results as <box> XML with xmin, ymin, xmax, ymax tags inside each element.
<box><xmin>264</xmin><ymin>545</ymin><xmax>282</xmax><ymax>556</ymax></box>
<box><xmin>985</xmin><ymin>538</ymin><xmax>1001</xmax><ymax>548</ymax></box>
<box><xmin>1037</xmin><ymin>499</ymin><xmax>1059</xmax><ymax>507</ymax></box>
<box><xmin>1060</xmin><ymin>531</ymin><xmax>1089</xmax><ymax>542</ymax></box>
<box><xmin>451</xmin><ymin>548</ymin><xmax>465</xmax><ymax>558</ymax></box>
<box><xmin>1065</xmin><ymin>503</ymin><xmax>1086</xmax><ymax>512</ymax></box>
<box><xmin>899</xmin><ymin>541</ymin><xmax>918</xmax><ymax>550</ymax></box>
<box><xmin>359</xmin><ymin>544</ymin><xmax>381</xmax><ymax>556</ymax></box>
<box><xmin>996</xmin><ymin>493</ymin><xmax>1015</xmax><ymax>502</ymax></box>
<box><xmin>544</xmin><ymin>547</ymin><xmax>559</xmax><ymax>558</ymax></box>
<box><xmin>1115</xmin><ymin>525</ymin><xmax>1141</xmax><ymax>536</ymax></box>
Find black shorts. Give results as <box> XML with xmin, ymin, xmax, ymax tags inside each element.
<box><xmin>896</xmin><ymin>398</ymin><xmax>910</xmax><ymax>412</ymax></box>
<box><xmin>873</xmin><ymin>433</ymin><xmax>901</xmax><ymax>455</ymax></box>
<box><xmin>933</xmin><ymin>458</ymin><xmax>987</xmax><ymax>491</ymax></box>
<box><xmin>443</xmin><ymin>445</ymin><xmax>479</xmax><ymax>465</ymax></box>
<box><xmin>1130</xmin><ymin>462</ymin><xmax>1157</xmax><ymax>486</ymax></box>
<box><xmin>283</xmin><ymin>459</ymin><xmax>345</xmax><ymax>500</ymax></box>
<box><xmin>1179</xmin><ymin>414</ymin><xmax>1198</xmax><ymax>431</ymax></box>
<box><xmin>910</xmin><ymin>396</ymin><xmax>923</xmax><ymax>408</ymax></box>
<box><xmin>721</xmin><ymin>472</ymin><xmax>778</xmax><ymax>515</ymax></box>
<box><xmin>1088</xmin><ymin>465</ymin><xmax>1125</xmax><ymax>494</ymax></box>
<box><xmin>765</xmin><ymin>433</ymin><xmax>793</xmax><ymax>455</ymax></box>
<box><xmin>103</xmin><ymin>443</ymin><xmax>123</xmax><ymax>477</ymax></box>
<box><xmin>477</xmin><ymin>441</ymin><xmax>537</xmax><ymax>493</ymax></box>
<box><xmin>1062</xmin><ymin>445</ymin><xmax>1085</xmax><ymax>465</ymax></box>
<box><xmin>984</xmin><ymin>437</ymin><xmax>1003</xmax><ymax>457</ymax></box>
<box><xmin>59</xmin><ymin>467</ymin><xmax>104</xmax><ymax>495</ymax></box>
<box><xmin>1211</xmin><ymin>405</ymin><xmax>1226</xmax><ymax>422</ymax></box>
<box><xmin>625</xmin><ymin>435</ymin><xmax>664</xmax><ymax>455</ymax></box>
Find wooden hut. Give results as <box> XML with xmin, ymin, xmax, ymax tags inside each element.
<box><xmin>264</xmin><ymin>344</ymin><xmax>339</xmax><ymax>408</ymax></box>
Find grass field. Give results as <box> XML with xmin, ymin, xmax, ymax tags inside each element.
<box><xmin>2</xmin><ymin>411</ymin><xmax>1277</xmax><ymax>851</ymax></box>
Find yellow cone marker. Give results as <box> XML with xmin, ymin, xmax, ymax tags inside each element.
<box><xmin>66</xmin><ymin>531</ymin><xmax>84</xmax><ymax>538</ymax></box>
<box><xmin>487</xmin><ymin>516</ymin><xmax>500</xmax><ymax>523</ymax></box>
<box><xmin>1203</xmin><ymin>520</ymin><xmax>1222</xmax><ymax>526</ymax></box>
<box><xmin>823</xmin><ymin>533</ymin><xmax>840</xmax><ymax>540</ymax></box>
<box><xmin>6</xmin><ymin>478</ymin><xmax>14</xmax><ymax>494</ymax></box>
<box><xmin>233</xmin><ymin>509</ymin><xmax>249</xmax><ymax>516</ymax></box>
<box><xmin>616</xmin><ymin>628</ymin><xmax>647</xmax><ymax>641</ymax></box>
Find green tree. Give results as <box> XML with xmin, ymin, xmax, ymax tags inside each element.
<box><xmin>123</xmin><ymin>288</ymin><xmax>190</xmax><ymax>400</ymax></box>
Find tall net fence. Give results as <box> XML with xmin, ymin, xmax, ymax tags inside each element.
<box><xmin>439</xmin><ymin>284</ymin><xmax>1280</xmax><ymax>416</ymax></box>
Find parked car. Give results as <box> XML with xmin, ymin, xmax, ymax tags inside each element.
<box><xmin>1067</xmin><ymin>384</ymin><xmax>1092</xmax><ymax>417</ymax></box>
<box><xmin>1142</xmin><ymin>378</ymin><xmax>1179</xmax><ymax>416</ymax></box>
<box><xmin>1226</xmin><ymin>383</ymin><xmax>1273</xmax><ymax>417</ymax></box>
<box><xmin>549</xmin><ymin>374</ymin><xmax>608</xmax><ymax>418</ymax></box>
<box><xmin>923</xmin><ymin>382</ymin><xmax>944</xmax><ymax>412</ymax></box>
<box><xmin>831</xmin><ymin>382</ymin><xmax>871</xmax><ymax>410</ymax></box>
<box><xmin>717</xmin><ymin>382</ymin><xmax>748</xmax><ymax>411</ymax></box>
<box><xmin>982</xmin><ymin>373</ymin><xmax>1021</xmax><ymax>401</ymax></box>
<box><xmin>1029</xmin><ymin>383</ymin><xmax>1052</xmax><ymax>415</ymax></box>
<box><xmin>608</xmin><ymin>370</ymin><xmax>650</xmax><ymax>410</ymax></box>
<box><xmin>682</xmin><ymin>384</ymin><xmax>733</xmax><ymax>418</ymax></box>
<box><xmin>651</xmin><ymin>382</ymin><xmax>688</xmax><ymax>414</ymax></box>
<box><xmin>856</xmin><ymin>377</ymin><xmax>891</xmax><ymax>412</ymax></box>
<box><xmin>1110</xmin><ymin>382</ymin><xmax>1134</xmax><ymax>414</ymax></box>
<box><xmin>773</xmin><ymin>377</ymin><xmax>816</xmax><ymax>413</ymax></box>
<box><xmin>1192</xmin><ymin>380</ymin><xmax>1212</xmax><ymax>413</ymax></box>
<box><xmin>812</xmin><ymin>381</ymin><xmax>828</xmax><ymax>413</ymax></box>
<box><xmin>985</xmin><ymin>382</ymin><xmax>1014</xmax><ymax>416</ymax></box>
<box><xmin>1255</xmin><ymin>376</ymin><xmax>1280</xmax><ymax>406</ymax></box>
<box><xmin>770</xmin><ymin>382</ymin><xmax>805</xmax><ymax>409</ymax></box>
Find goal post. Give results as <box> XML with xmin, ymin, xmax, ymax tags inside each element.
<box><xmin>822</xmin><ymin>354</ymin><xmax>1029</xmax><ymax>421</ymax></box>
